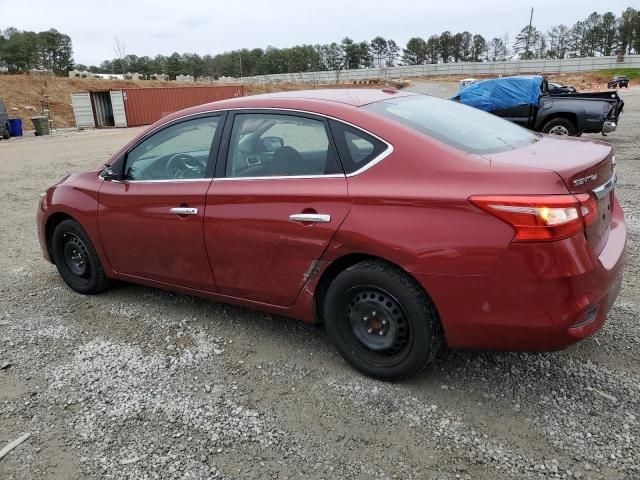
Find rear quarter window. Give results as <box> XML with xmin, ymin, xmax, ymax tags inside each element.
<box><xmin>329</xmin><ymin>120</ymin><xmax>388</xmax><ymax>174</ymax></box>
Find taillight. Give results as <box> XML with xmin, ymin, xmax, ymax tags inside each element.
<box><xmin>469</xmin><ymin>194</ymin><xmax>597</xmax><ymax>242</ymax></box>
<box><xmin>575</xmin><ymin>193</ymin><xmax>598</xmax><ymax>228</ymax></box>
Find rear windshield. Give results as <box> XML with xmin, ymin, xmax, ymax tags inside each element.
<box><xmin>363</xmin><ymin>95</ymin><xmax>539</xmax><ymax>154</ymax></box>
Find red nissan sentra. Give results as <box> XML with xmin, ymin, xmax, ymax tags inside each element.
<box><xmin>37</xmin><ymin>89</ymin><xmax>625</xmax><ymax>380</ymax></box>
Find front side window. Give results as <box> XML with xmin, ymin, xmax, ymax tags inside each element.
<box><xmin>363</xmin><ymin>95</ymin><xmax>539</xmax><ymax>154</ymax></box>
<box><xmin>226</xmin><ymin>113</ymin><xmax>341</xmax><ymax>178</ymax></box>
<box><xmin>125</xmin><ymin>116</ymin><xmax>220</xmax><ymax>181</ymax></box>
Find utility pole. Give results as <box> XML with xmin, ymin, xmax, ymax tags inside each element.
<box><xmin>525</xmin><ymin>7</ymin><xmax>534</xmax><ymax>57</ymax></box>
<box><xmin>238</xmin><ymin>51</ymin><xmax>243</xmax><ymax>78</ymax></box>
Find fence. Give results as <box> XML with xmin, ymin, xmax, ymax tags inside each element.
<box><xmin>232</xmin><ymin>55</ymin><xmax>640</xmax><ymax>84</ymax></box>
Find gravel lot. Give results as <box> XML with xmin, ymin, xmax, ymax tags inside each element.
<box><xmin>1</xmin><ymin>86</ymin><xmax>639</xmax><ymax>480</ymax></box>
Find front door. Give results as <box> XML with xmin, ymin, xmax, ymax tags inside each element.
<box><xmin>98</xmin><ymin>114</ymin><xmax>224</xmax><ymax>291</ymax></box>
<box><xmin>204</xmin><ymin>111</ymin><xmax>350</xmax><ymax>306</ymax></box>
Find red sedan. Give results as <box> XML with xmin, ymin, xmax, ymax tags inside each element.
<box><xmin>37</xmin><ymin>89</ymin><xmax>625</xmax><ymax>379</ymax></box>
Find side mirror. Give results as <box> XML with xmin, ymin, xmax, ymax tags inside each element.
<box><xmin>102</xmin><ymin>166</ymin><xmax>121</xmax><ymax>181</ymax></box>
<box><xmin>261</xmin><ymin>136</ymin><xmax>284</xmax><ymax>152</ymax></box>
<box><xmin>102</xmin><ymin>155</ymin><xmax>125</xmax><ymax>181</ymax></box>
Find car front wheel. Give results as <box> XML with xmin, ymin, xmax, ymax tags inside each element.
<box><xmin>51</xmin><ymin>219</ymin><xmax>112</xmax><ymax>294</ymax></box>
<box><xmin>324</xmin><ymin>260</ymin><xmax>442</xmax><ymax>380</ymax></box>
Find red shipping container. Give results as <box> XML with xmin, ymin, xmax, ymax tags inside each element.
<box><xmin>121</xmin><ymin>85</ymin><xmax>244</xmax><ymax>126</ymax></box>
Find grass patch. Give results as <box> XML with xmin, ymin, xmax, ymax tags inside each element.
<box><xmin>595</xmin><ymin>68</ymin><xmax>640</xmax><ymax>79</ymax></box>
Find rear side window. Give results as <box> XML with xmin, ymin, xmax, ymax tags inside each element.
<box><xmin>329</xmin><ymin>120</ymin><xmax>388</xmax><ymax>174</ymax></box>
<box><xmin>225</xmin><ymin>113</ymin><xmax>341</xmax><ymax>178</ymax></box>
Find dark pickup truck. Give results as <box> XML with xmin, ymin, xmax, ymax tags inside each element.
<box><xmin>451</xmin><ymin>75</ymin><xmax>624</xmax><ymax>136</ymax></box>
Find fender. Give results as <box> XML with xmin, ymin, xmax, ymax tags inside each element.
<box><xmin>535</xmin><ymin>100</ymin><xmax>587</xmax><ymax>132</ymax></box>
<box><xmin>38</xmin><ymin>170</ymin><xmax>115</xmax><ymax>277</ymax></box>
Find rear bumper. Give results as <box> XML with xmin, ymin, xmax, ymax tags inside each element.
<box><xmin>602</xmin><ymin>121</ymin><xmax>617</xmax><ymax>134</ymax></box>
<box><xmin>418</xmin><ymin>198</ymin><xmax>626</xmax><ymax>351</ymax></box>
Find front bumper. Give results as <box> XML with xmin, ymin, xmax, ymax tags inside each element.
<box><xmin>36</xmin><ymin>195</ymin><xmax>52</xmax><ymax>263</ymax></box>
<box><xmin>417</xmin><ymin>197</ymin><xmax>626</xmax><ymax>351</ymax></box>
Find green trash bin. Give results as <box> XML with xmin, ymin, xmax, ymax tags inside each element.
<box><xmin>31</xmin><ymin>116</ymin><xmax>50</xmax><ymax>136</ymax></box>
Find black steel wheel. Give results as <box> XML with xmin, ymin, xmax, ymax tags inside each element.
<box><xmin>344</xmin><ymin>287</ymin><xmax>413</xmax><ymax>365</ymax></box>
<box><xmin>324</xmin><ymin>260</ymin><xmax>442</xmax><ymax>380</ymax></box>
<box><xmin>62</xmin><ymin>233</ymin><xmax>91</xmax><ymax>278</ymax></box>
<box><xmin>51</xmin><ymin>219</ymin><xmax>112</xmax><ymax>294</ymax></box>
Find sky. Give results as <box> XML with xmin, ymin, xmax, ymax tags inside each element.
<box><xmin>0</xmin><ymin>0</ymin><xmax>635</xmax><ymax>65</ymax></box>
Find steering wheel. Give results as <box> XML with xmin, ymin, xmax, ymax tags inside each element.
<box><xmin>166</xmin><ymin>153</ymin><xmax>204</xmax><ymax>179</ymax></box>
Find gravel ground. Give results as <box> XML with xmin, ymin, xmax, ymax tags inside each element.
<box><xmin>1</xmin><ymin>87</ymin><xmax>639</xmax><ymax>480</ymax></box>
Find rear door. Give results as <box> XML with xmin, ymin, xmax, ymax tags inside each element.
<box><xmin>98</xmin><ymin>113</ymin><xmax>224</xmax><ymax>291</ymax></box>
<box><xmin>203</xmin><ymin>110</ymin><xmax>350</xmax><ymax>306</ymax></box>
<box><xmin>491</xmin><ymin>104</ymin><xmax>535</xmax><ymax>127</ymax></box>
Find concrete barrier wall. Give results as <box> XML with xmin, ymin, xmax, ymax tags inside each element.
<box><xmin>232</xmin><ymin>55</ymin><xmax>640</xmax><ymax>84</ymax></box>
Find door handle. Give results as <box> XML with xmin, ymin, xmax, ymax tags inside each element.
<box><xmin>289</xmin><ymin>213</ymin><xmax>331</xmax><ymax>223</ymax></box>
<box><xmin>170</xmin><ymin>207</ymin><xmax>199</xmax><ymax>216</ymax></box>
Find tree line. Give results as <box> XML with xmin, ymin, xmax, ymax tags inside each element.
<box><xmin>1</xmin><ymin>7</ymin><xmax>638</xmax><ymax>78</ymax></box>
<box><xmin>0</xmin><ymin>27</ymin><xmax>73</xmax><ymax>74</ymax></box>
<box><xmin>511</xmin><ymin>7</ymin><xmax>639</xmax><ymax>60</ymax></box>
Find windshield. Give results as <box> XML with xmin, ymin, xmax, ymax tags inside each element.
<box><xmin>363</xmin><ymin>95</ymin><xmax>540</xmax><ymax>154</ymax></box>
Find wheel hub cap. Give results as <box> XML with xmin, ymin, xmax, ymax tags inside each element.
<box><xmin>549</xmin><ymin>125</ymin><xmax>569</xmax><ymax>135</ymax></box>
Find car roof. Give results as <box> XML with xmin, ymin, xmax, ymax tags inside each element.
<box><xmin>183</xmin><ymin>88</ymin><xmax>415</xmax><ymax>112</ymax></box>
<box><xmin>156</xmin><ymin>88</ymin><xmax>418</xmax><ymax>126</ymax></box>
<box><xmin>235</xmin><ymin>88</ymin><xmax>414</xmax><ymax>106</ymax></box>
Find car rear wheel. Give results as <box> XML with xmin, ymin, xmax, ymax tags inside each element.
<box><xmin>1</xmin><ymin>125</ymin><xmax>9</xmax><ymax>140</ymax></box>
<box><xmin>542</xmin><ymin>117</ymin><xmax>576</xmax><ymax>136</ymax></box>
<box><xmin>324</xmin><ymin>260</ymin><xmax>442</xmax><ymax>380</ymax></box>
<box><xmin>51</xmin><ymin>219</ymin><xmax>112</xmax><ymax>294</ymax></box>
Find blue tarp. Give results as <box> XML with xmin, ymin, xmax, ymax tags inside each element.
<box><xmin>452</xmin><ymin>76</ymin><xmax>543</xmax><ymax>112</ymax></box>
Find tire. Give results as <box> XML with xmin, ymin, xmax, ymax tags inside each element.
<box><xmin>323</xmin><ymin>260</ymin><xmax>442</xmax><ymax>380</ymax></box>
<box><xmin>542</xmin><ymin>117</ymin><xmax>576</xmax><ymax>136</ymax></box>
<box><xmin>1</xmin><ymin>125</ymin><xmax>9</xmax><ymax>140</ymax></box>
<box><xmin>51</xmin><ymin>219</ymin><xmax>112</xmax><ymax>294</ymax></box>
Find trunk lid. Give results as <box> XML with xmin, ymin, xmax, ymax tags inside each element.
<box><xmin>487</xmin><ymin>135</ymin><xmax>615</xmax><ymax>253</ymax></box>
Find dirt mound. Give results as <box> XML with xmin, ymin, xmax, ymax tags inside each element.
<box><xmin>0</xmin><ymin>76</ymin><xmax>226</xmax><ymax>130</ymax></box>
<box><xmin>0</xmin><ymin>75</ymin><xmax>382</xmax><ymax>130</ymax></box>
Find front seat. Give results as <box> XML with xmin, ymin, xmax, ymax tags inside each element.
<box><xmin>269</xmin><ymin>146</ymin><xmax>302</xmax><ymax>176</ymax></box>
